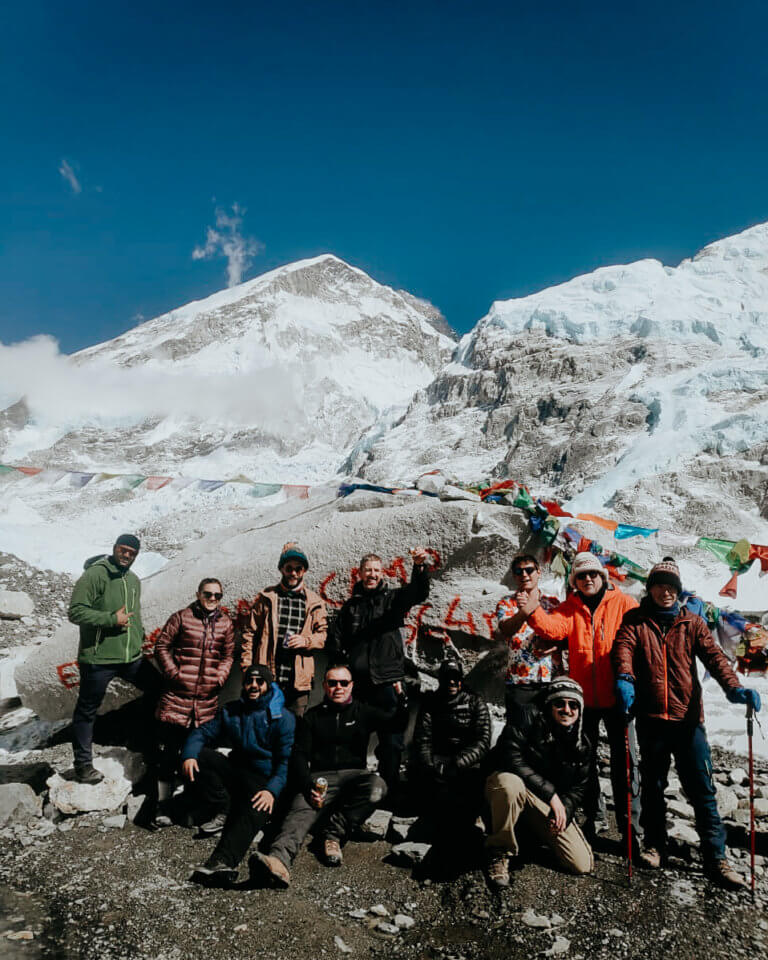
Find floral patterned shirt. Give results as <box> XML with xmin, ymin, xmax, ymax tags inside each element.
<box><xmin>496</xmin><ymin>592</ymin><xmax>563</xmax><ymax>684</ymax></box>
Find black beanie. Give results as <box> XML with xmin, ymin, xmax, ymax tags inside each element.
<box><xmin>244</xmin><ymin>664</ymin><xmax>274</xmax><ymax>684</ymax></box>
<box><xmin>115</xmin><ymin>534</ymin><xmax>140</xmax><ymax>551</ymax></box>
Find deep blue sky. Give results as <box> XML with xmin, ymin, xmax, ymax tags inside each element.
<box><xmin>2</xmin><ymin>1</ymin><xmax>767</xmax><ymax>352</ymax></box>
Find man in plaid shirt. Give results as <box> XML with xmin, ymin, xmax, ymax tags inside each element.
<box><xmin>241</xmin><ymin>543</ymin><xmax>327</xmax><ymax>716</ymax></box>
<box><xmin>496</xmin><ymin>554</ymin><xmax>562</xmax><ymax>729</ymax></box>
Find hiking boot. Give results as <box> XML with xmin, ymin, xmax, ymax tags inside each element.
<box><xmin>199</xmin><ymin>812</ymin><xmax>227</xmax><ymax>835</ymax></box>
<box><xmin>583</xmin><ymin>818</ymin><xmax>609</xmax><ymax>844</ymax></box>
<box><xmin>74</xmin><ymin>764</ymin><xmax>104</xmax><ymax>785</ymax></box>
<box><xmin>485</xmin><ymin>850</ymin><xmax>510</xmax><ymax>888</ymax></box>
<box><xmin>323</xmin><ymin>837</ymin><xmax>343</xmax><ymax>867</ymax></box>
<box><xmin>250</xmin><ymin>853</ymin><xmax>291</xmax><ymax>889</ymax></box>
<box><xmin>639</xmin><ymin>846</ymin><xmax>663</xmax><ymax>870</ymax></box>
<box><xmin>191</xmin><ymin>858</ymin><xmax>237</xmax><ymax>886</ymax></box>
<box><xmin>706</xmin><ymin>859</ymin><xmax>748</xmax><ymax>890</ymax></box>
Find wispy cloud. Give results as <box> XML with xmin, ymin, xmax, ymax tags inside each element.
<box><xmin>0</xmin><ymin>335</ymin><xmax>302</xmax><ymax>430</ymax></box>
<box><xmin>192</xmin><ymin>203</ymin><xmax>263</xmax><ymax>287</ymax></box>
<box><xmin>58</xmin><ymin>159</ymin><xmax>82</xmax><ymax>195</ymax></box>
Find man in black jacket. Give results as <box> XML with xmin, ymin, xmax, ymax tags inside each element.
<box><xmin>253</xmin><ymin>663</ymin><xmax>408</xmax><ymax>886</ymax></box>
<box><xmin>484</xmin><ymin>677</ymin><xmax>593</xmax><ymax>887</ymax></box>
<box><xmin>330</xmin><ymin>548</ymin><xmax>430</xmax><ymax>789</ymax></box>
<box><xmin>411</xmin><ymin>659</ymin><xmax>491</xmax><ymax>839</ymax></box>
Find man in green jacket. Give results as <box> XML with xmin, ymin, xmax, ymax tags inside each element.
<box><xmin>69</xmin><ymin>534</ymin><xmax>158</xmax><ymax>783</ymax></box>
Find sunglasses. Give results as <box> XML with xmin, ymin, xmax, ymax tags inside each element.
<box><xmin>283</xmin><ymin>564</ymin><xmax>305</xmax><ymax>574</ymax></box>
<box><xmin>513</xmin><ymin>566</ymin><xmax>537</xmax><ymax>576</ymax></box>
<box><xmin>575</xmin><ymin>571</ymin><xmax>601</xmax><ymax>581</ymax></box>
<box><xmin>244</xmin><ymin>676</ymin><xmax>268</xmax><ymax>686</ymax></box>
<box><xmin>553</xmin><ymin>699</ymin><xmax>580</xmax><ymax>712</ymax></box>
<box><xmin>326</xmin><ymin>678</ymin><xmax>351</xmax><ymax>688</ymax></box>
<box><xmin>201</xmin><ymin>590</ymin><xmax>223</xmax><ymax>600</ymax></box>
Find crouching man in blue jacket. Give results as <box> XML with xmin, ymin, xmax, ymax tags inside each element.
<box><xmin>180</xmin><ymin>664</ymin><xmax>295</xmax><ymax>885</ymax></box>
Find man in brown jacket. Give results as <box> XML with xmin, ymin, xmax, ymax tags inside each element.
<box><xmin>242</xmin><ymin>543</ymin><xmax>327</xmax><ymax>716</ymax></box>
<box><xmin>613</xmin><ymin>557</ymin><xmax>761</xmax><ymax>890</ymax></box>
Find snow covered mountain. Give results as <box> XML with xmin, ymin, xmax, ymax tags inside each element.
<box><xmin>0</xmin><ymin>255</ymin><xmax>454</xmax><ymax>572</ymax></box>
<box><xmin>357</xmin><ymin>222</ymin><xmax>768</xmax><ymax>548</ymax></box>
<box><xmin>1</xmin><ymin>254</ymin><xmax>454</xmax><ymax>480</ymax></box>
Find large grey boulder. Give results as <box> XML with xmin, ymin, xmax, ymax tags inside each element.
<box><xmin>0</xmin><ymin>783</ymin><xmax>42</xmax><ymax>826</ymax></box>
<box><xmin>0</xmin><ymin>589</ymin><xmax>35</xmax><ymax>619</ymax></box>
<box><xmin>16</xmin><ymin>491</ymin><xmax>536</xmax><ymax>721</ymax></box>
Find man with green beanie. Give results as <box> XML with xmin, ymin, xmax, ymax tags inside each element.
<box><xmin>69</xmin><ymin>534</ymin><xmax>158</xmax><ymax>784</ymax></box>
<box><xmin>241</xmin><ymin>542</ymin><xmax>327</xmax><ymax>716</ymax></box>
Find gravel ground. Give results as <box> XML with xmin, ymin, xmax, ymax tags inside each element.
<box><xmin>0</xmin><ymin>551</ymin><xmax>73</xmax><ymax>655</ymax></box>
<box><xmin>1</xmin><ymin>804</ymin><xmax>767</xmax><ymax>960</ymax></box>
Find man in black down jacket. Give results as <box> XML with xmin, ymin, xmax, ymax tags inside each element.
<box><xmin>484</xmin><ymin>677</ymin><xmax>593</xmax><ymax>887</ymax></box>
<box><xmin>254</xmin><ymin>663</ymin><xmax>408</xmax><ymax>886</ymax></box>
<box><xmin>411</xmin><ymin>659</ymin><xmax>491</xmax><ymax>839</ymax></box>
<box><xmin>330</xmin><ymin>548</ymin><xmax>430</xmax><ymax>790</ymax></box>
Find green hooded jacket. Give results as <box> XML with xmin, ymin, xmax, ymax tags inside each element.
<box><xmin>68</xmin><ymin>556</ymin><xmax>144</xmax><ymax>664</ymax></box>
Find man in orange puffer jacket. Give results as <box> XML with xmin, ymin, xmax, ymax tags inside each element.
<box><xmin>517</xmin><ymin>552</ymin><xmax>640</xmax><ymax>843</ymax></box>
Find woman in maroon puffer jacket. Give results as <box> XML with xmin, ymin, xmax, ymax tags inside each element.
<box><xmin>153</xmin><ymin>578</ymin><xmax>235</xmax><ymax>820</ymax></box>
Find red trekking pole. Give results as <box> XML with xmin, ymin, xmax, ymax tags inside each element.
<box><xmin>624</xmin><ymin>724</ymin><xmax>633</xmax><ymax>885</ymax></box>
<box><xmin>748</xmin><ymin>703</ymin><xmax>756</xmax><ymax>901</ymax></box>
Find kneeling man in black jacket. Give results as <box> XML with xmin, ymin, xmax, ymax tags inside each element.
<box><xmin>254</xmin><ymin>663</ymin><xmax>408</xmax><ymax>886</ymax></box>
<box><xmin>484</xmin><ymin>677</ymin><xmax>593</xmax><ymax>887</ymax></box>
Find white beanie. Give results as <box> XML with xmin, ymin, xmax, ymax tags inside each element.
<box><xmin>568</xmin><ymin>551</ymin><xmax>608</xmax><ymax>588</ymax></box>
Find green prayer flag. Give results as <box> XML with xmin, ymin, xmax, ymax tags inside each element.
<box><xmin>696</xmin><ymin>537</ymin><xmax>737</xmax><ymax>565</ymax></box>
<box><xmin>249</xmin><ymin>483</ymin><xmax>282</xmax><ymax>498</ymax></box>
<box><xmin>513</xmin><ymin>488</ymin><xmax>535</xmax><ymax>510</ymax></box>
<box><xmin>122</xmin><ymin>475</ymin><xmax>146</xmax><ymax>490</ymax></box>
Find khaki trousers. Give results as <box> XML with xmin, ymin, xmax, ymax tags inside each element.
<box><xmin>485</xmin><ymin>772</ymin><xmax>594</xmax><ymax>875</ymax></box>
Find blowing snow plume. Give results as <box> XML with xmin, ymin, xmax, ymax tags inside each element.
<box><xmin>0</xmin><ymin>335</ymin><xmax>302</xmax><ymax>435</ymax></box>
<box><xmin>192</xmin><ymin>203</ymin><xmax>263</xmax><ymax>287</ymax></box>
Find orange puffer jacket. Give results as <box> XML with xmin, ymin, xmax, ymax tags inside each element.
<box><xmin>155</xmin><ymin>604</ymin><xmax>235</xmax><ymax>727</ymax></box>
<box><xmin>527</xmin><ymin>585</ymin><xmax>638</xmax><ymax>709</ymax></box>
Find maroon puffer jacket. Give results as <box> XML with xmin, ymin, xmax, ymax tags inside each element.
<box><xmin>155</xmin><ymin>604</ymin><xmax>235</xmax><ymax>727</ymax></box>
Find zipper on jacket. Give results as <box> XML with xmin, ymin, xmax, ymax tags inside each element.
<box><xmin>122</xmin><ymin>577</ymin><xmax>130</xmax><ymax>663</ymax></box>
<box><xmin>662</xmin><ymin>634</ymin><xmax>669</xmax><ymax>720</ymax></box>
<box><xmin>590</xmin><ymin>615</ymin><xmax>597</xmax><ymax>707</ymax></box>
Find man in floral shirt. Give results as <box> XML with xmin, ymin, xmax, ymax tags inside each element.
<box><xmin>496</xmin><ymin>555</ymin><xmax>562</xmax><ymax>729</ymax></box>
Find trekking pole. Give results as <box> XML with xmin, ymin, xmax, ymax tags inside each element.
<box><xmin>624</xmin><ymin>724</ymin><xmax>633</xmax><ymax>886</ymax></box>
<box><xmin>748</xmin><ymin>703</ymin><xmax>756</xmax><ymax>902</ymax></box>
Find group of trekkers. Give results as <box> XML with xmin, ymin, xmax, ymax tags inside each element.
<box><xmin>68</xmin><ymin>534</ymin><xmax>762</xmax><ymax>892</ymax></box>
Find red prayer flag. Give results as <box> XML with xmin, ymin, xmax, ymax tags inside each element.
<box><xmin>719</xmin><ymin>571</ymin><xmax>739</xmax><ymax>599</ymax></box>
<box><xmin>540</xmin><ymin>500</ymin><xmax>573</xmax><ymax>518</ymax></box>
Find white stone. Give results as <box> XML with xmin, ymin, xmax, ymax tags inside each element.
<box><xmin>754</xmin><ymin>798</ymin><xmax>768</xmax><ymax>818</ymax></box>
<box><xmin>369</xmin><ymin>904</ymin><xmax>390</xmax><ymax>917</ymax></box>
<box><xmin>361</xmin><ymin>809</ymin><xmax>393</xmax><ymax>839</ymax></box>
<box><xmin>521</xmin><ymin>908</ymin><xmax>551</xmax><ymax>929</ymax></box>
<box><xmin>390</xmin><ymin>842</ymin><xmax>432</xmax><ymax>865</ymax></box>
<box><xmin>0</xmin><ymin>784</ymin><xmax>42</xmax><ymax>827</ymax></box>
<box><xmin>668</xmin><ymin>819</ymin><xmax>699</xmax><ymax>847</ymax></box>
<box><xmin>103</xmin><ymin>814</ymin><xmax>126</xmax><ymax>829</ymax></box>
<box><xmin>730</xmin><ymin>768</ymin><xmax>748</xmax><ymax>786</ymax></box>
<box><xmin>394</xmin><ymin>915</ymin><xmax>415</xmax><ymax>929</ymax></box>
<box><xmin>544</xmin><ymin>937</ymin><xmax>571</xmax><ymax>956</ymax></box>
<box><xmin>667</xmin><ymin>798</ymin><xmax>695</xmax><ymax>820</ymax></box>
<box><xmin>715</xmin><ymin>785</ymin><xmax>739</xmax><ymax>819</ymax></box>
<box><xmin>374</xmin><ymin>921</ymin><xmax>400</xmax><ymax>936</ymax></box>
<box><xmin>333</xmin><ymin>936</ymin><xmax>352</xmax><ymax>954</ymax></box>
<box><xmin>47</xmin><ymin>759</ymin><xmax>131</xmax><ymax>815</ymax></box>
<box><xmin>0</xmin><ymin>589</ymin><xmax>34</xmax><ymax>618</ymax></box>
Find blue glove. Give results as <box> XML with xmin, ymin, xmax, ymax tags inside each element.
<box><xmin>615</xmin><ymin>676</ymin><xmax>635</xmax><ymax>718</ymax></box>
<box><xmin>726</xmin><ymin>687</ymin><xmax>762</xmax><ymax>712</ymax></box>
